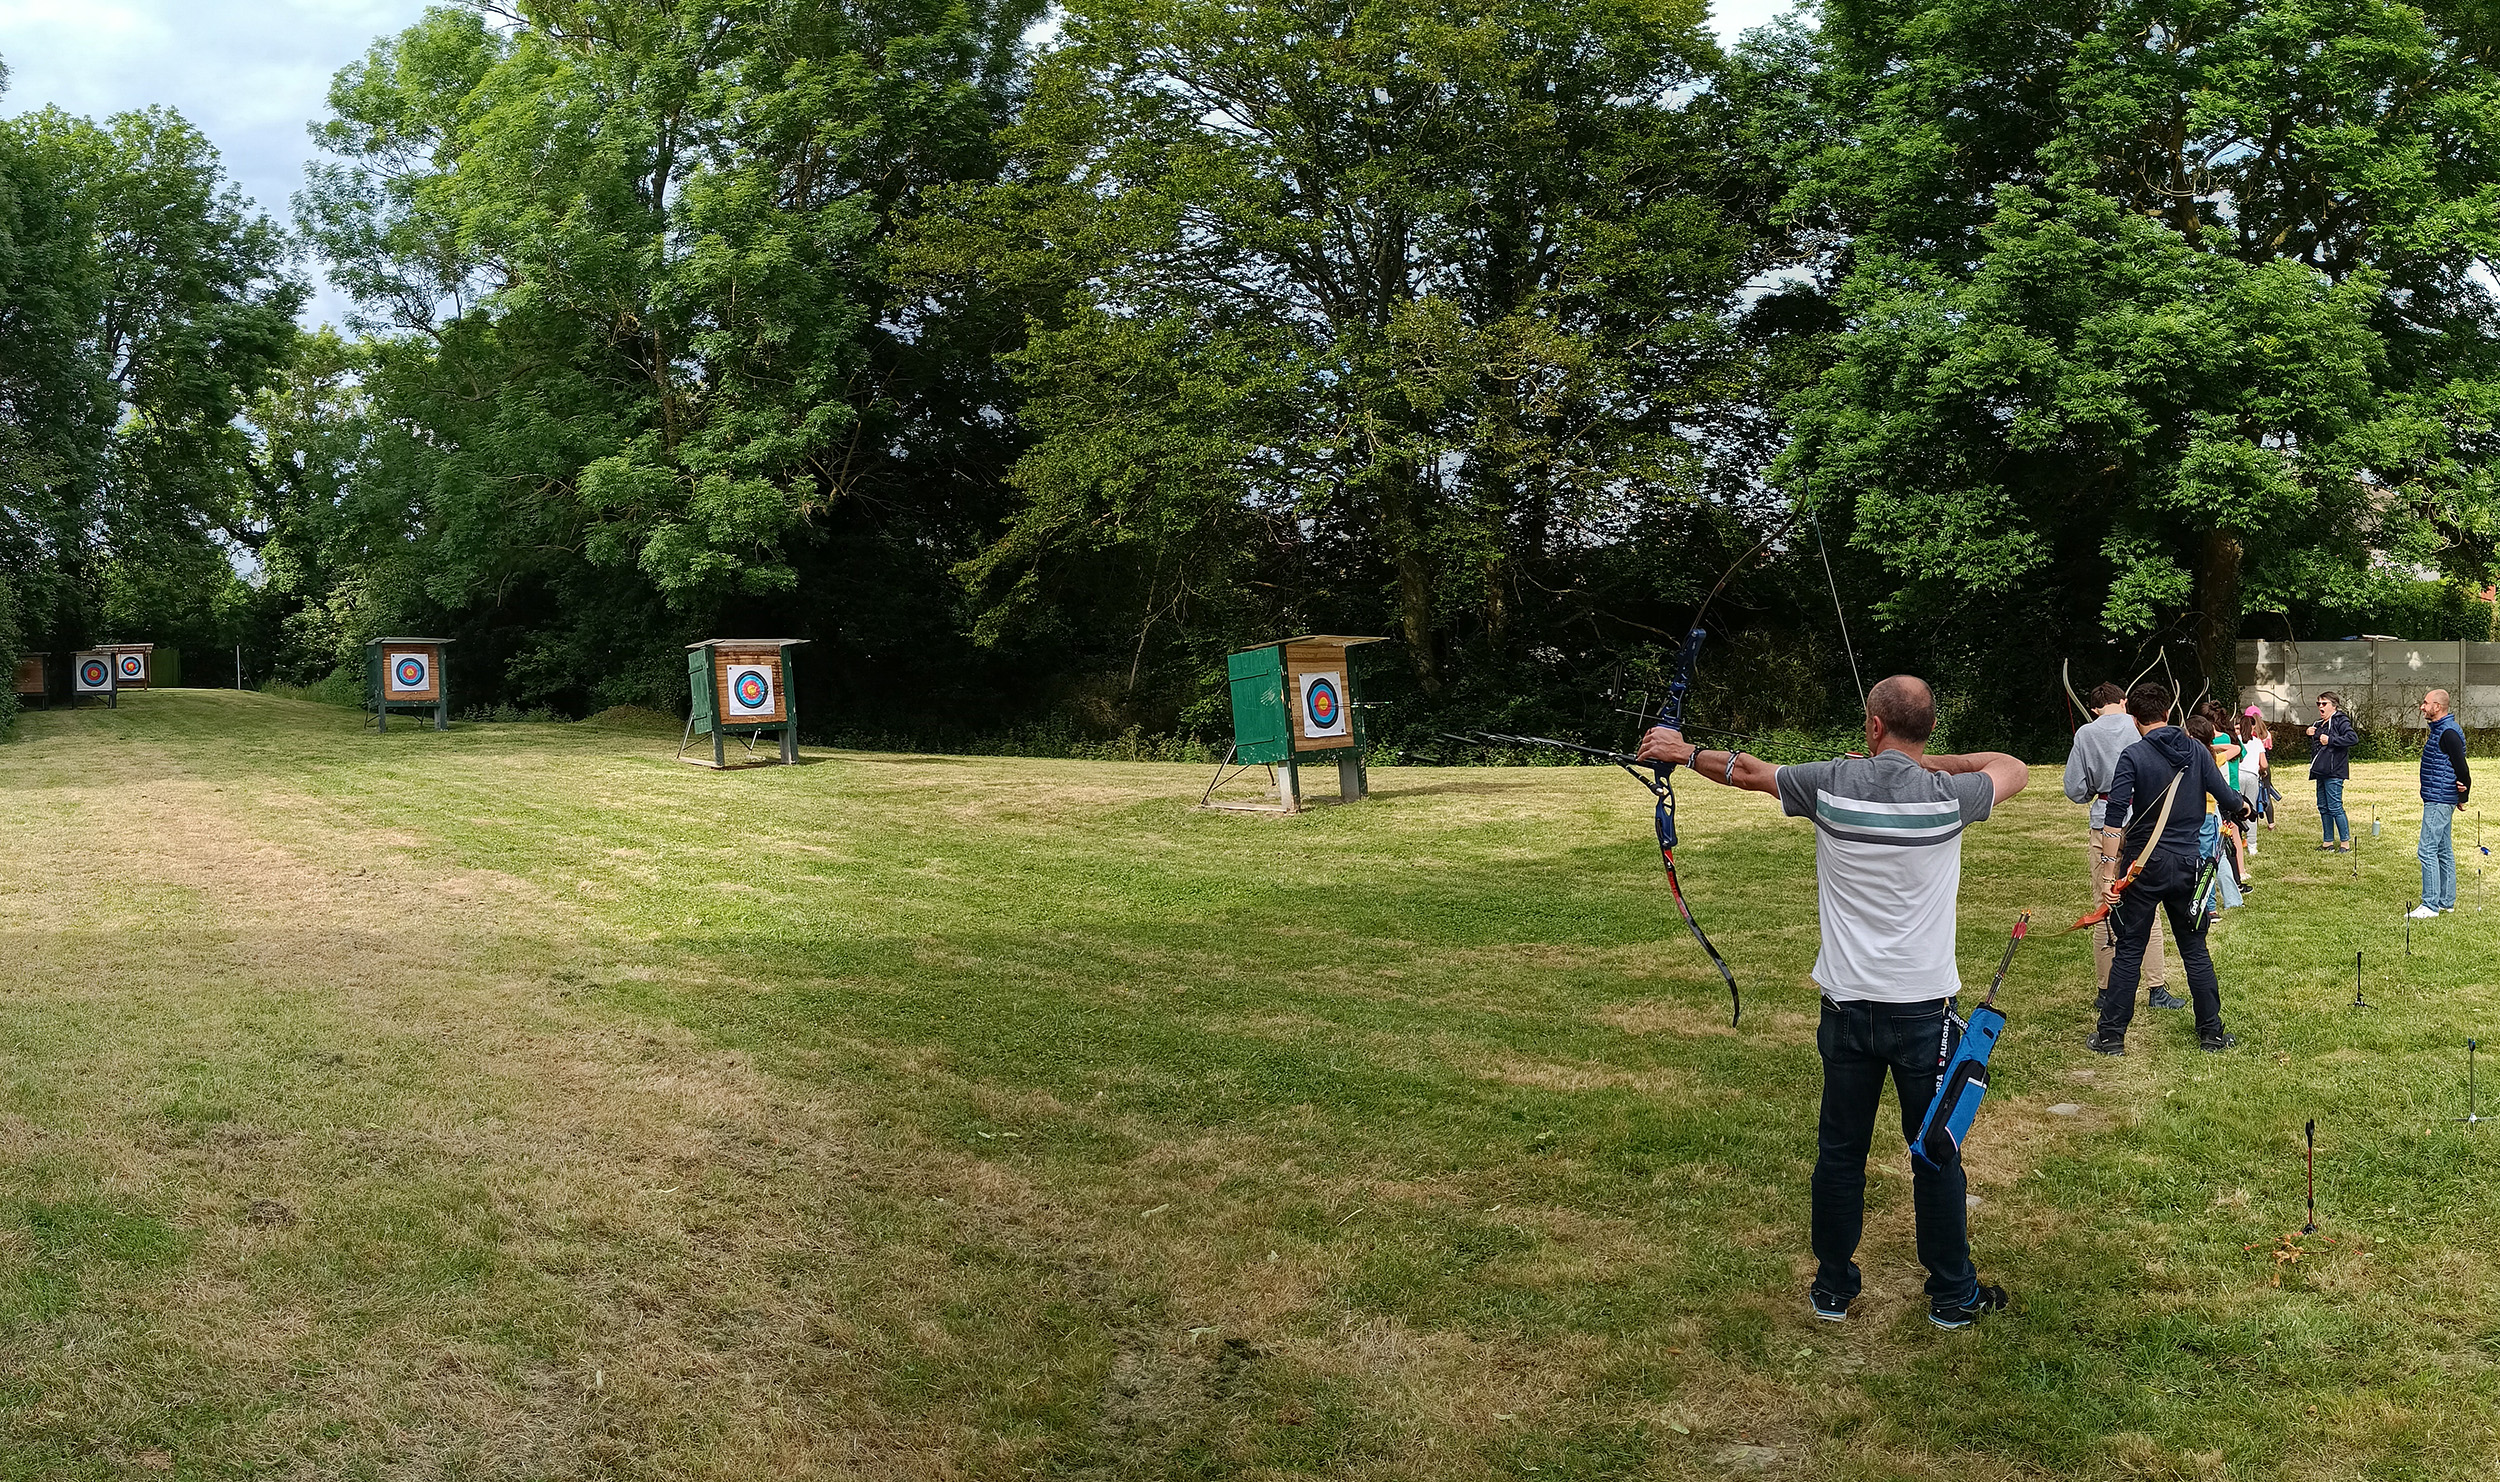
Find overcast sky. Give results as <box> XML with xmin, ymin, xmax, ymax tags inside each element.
<box><xmin>0</xmin><ymin>0</ymin><xmax>1802</xmax><ymax>329</ymax></box>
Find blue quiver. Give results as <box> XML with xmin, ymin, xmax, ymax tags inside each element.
<box><xmin>1910</xmin><ymin>1004</ymin><xmax>2006</xmax><ymax>1173</ymax></box>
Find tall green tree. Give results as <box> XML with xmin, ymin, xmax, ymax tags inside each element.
<box><xmin>1749</xmin><ymin>0</ymin><xmax>2500</xmax><ymax>720</ymax></box>
<box><xmin>0</xmin><ymin>57</ymin><xmax>103</xmax><ymax>675</ymax></box>
<box><xmin>927</xmin><ymin>0</ymin><xmax>1773</xmax><ymax>725</ymax></box>
<box><xmin>297</xmin><ymin>0</ymin><xmax>1041</xmax><ymax>712</ymax></box>
<box><xmin>1</xmin><ymin>94</ymin><xmax>303</xmax><ymax>662</ymax></box>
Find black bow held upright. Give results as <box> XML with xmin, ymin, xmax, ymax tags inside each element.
<box><xmin>1445</xmin><ymin>494</ymin><xmax>1840</xmax><ymax>1028</ymax></box>
<box><xmin>1642</xmin><ymin>498</ymin><xmax>1823</xmax><ymax>1027</ymax></box>
<box><xmin>1648</xmin><ymin>625</ymin><xmax>1743</xmax><ymax>1025</ymax></box>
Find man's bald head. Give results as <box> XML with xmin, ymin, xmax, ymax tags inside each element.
<box><xmin>1867</xmin><ymin>675</ymin><xmax>1936</xmax><ymax>745</ymax></box>
<box><xmin>2425</xmin><ymin>688</ymin><xmax>2452</xmax><ymax>720</ymax></box>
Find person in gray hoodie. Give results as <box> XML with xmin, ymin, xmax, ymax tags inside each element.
<box><xmin>2063</xmin><ymin>681</ymin><xmax>2176</xmax><ymax>1006</ymax></box>
<box><xmin>2089</xmin><ymin>682</ymin><xmax>2258</xmax><ymax>1056</ymax></box>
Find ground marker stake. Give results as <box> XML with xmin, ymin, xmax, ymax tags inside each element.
<box><xmin>2461</xmin><ymin>1041</ymin><xmax>2487</xmax><ymax>1128</ymax></box>
<box><xmin>2351</xmin><ymin>951</ymin><xmax>2372</xmax><ymax>1011</ymax></box>
<box><xmin>2302</xmin><ymin>1120</ymin><xmax>2319</xmax><ymax>1236</ymax></box>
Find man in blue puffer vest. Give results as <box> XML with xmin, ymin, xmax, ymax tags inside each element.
<box><xmin>2409</xmin><ymin>689</ymin><xmax>2472</xmax><ymax>920</ymax></box>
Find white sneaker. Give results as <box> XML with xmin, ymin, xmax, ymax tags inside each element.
<box><xmin>2408</xmin><ymin>905</ymin><xmax>2442</xmax><ymax>919</ymax></box>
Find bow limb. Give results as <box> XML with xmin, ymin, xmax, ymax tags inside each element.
<box><xmin>2161</xmin><ymin>648</ymin><xmax>2184</xmax><ymax>722</ymax></box>
<box><xmin>2063</xmin><ymin>658</ymin><xmax>2088</xmax><ymax>718</ymax></box>
<box><xmin>1659</xmin><ymin>808</ymin><xmax>1741</xmax><ymax>1026</ymax></box>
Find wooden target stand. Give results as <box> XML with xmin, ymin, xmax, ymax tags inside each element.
<box><xmin>13</xmin><ymin>652</ymin><xmax>49</xmax><ymax>710</ymax></box>
<box><xmin>70</xmin><ymin>651</ymin><xmax>117</xmax><ymax>709</ymax></box>
<box><xmin>679</xmin><ymin>638</ymin><xmax>808</xmax><ymax>768</ymax></box>
<box><xmin>1202</xmin><ymin>635</ymin><xmax>1387</xmax><ymax>813</ymax></box>
<box><xmin>100</xmin><ymin>643</ymin><xmax>154</xmax><ymax>690</ymax></box>
<box><xmin>367</xmin><ymin>638</ymin><xmax>452</xmax><ymax>732</ymax></box>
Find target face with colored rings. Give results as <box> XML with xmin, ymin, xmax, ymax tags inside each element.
<box><xmin>79</xmin><ymin>659</ymin><xmax>111</xmax><ymax>690</ymax></box>
<box><xmin>725</xmin><ymin>663</ymin><xmax>777</xmax><ymax>716</ymax></box>
<box><xmin>1298</xmin><ymin>669</ymin><xmax>1351</xmax><ymax>738</ymax></box>
<box><xmin>117</xmin><ymin>654</ymin><xmax>145</xmax><ymax>679</ymax></box>
<box><xmin>385</xmin><ymin>651</ymin><xmax>435</xmax><ymax>696</ymax></box>
<box><xmin>1306</xmin><ymin>678</ymin><xmax>1340</xmax><ymax>727</ymax></box>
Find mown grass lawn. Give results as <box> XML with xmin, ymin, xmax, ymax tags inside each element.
<box><xmin>2</xmin><ymin>689</ymin><xmax>2498</xmax><ymax>1480</ymax></box>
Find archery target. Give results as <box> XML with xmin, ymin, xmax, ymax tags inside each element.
<box><xmin>115</xmin><ymin>652</ymin><xmax>146</xmax><ymax>681</ymax></box>
<box><xmin>725</xmin><ymin>662</ymin><xmax>777</xmax><ymax>718</ymax></box>
<box><xmin>1300</xmin><ymin>670</ymin><xmax>1349</xmax><ymax>739</ymax></box>
<box><xmin>385</xmin><ymin>650</ymin><xmax>435</xmax><ymax>697</ymax></box>
<box><xmin>75</xmin><ymin>656</ymin><xmax>113</xmax><ymax>694</ymax></box>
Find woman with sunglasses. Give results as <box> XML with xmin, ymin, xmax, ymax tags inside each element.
<box><xmin>2306</xmin><ymin>692</ymin><xmax>2359</xmax><ymax>851</ymax></box>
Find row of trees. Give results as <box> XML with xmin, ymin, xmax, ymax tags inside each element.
<box><xmin>7</xmin><ymin>1</ymin><xmax>2500</xmax><ymax>752</ymax></box>
<box><xmin>0</xmin><ymin>55</ymin><xmax>302</xmax><ymax>727</ymax></box>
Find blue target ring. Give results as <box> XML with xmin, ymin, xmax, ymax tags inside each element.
<box><xmin>1305</xmin><ymin>677</ymin><xmax>1341</xmax><ymax>728</ymax></box>
<box><xmin>395</xmin><ymin>657</ymin><xmax>428</xmax><ymax>688</ymax></box>
<box><xmin>733</xmin><ymin>671</ymin><xmax>771</xmax><ymax>709</ymax></box>
<box><xmin>80</xmin><ymin>660</ymin><xmax>109</xmax><ymax>688</ymax></box>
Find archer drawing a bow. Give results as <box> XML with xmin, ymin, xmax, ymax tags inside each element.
<box><xmin>1444</xmin><ymin>479</ymin><xmax>1866</xmax><ymax>1027</ymax></box>
<box><xmin>1910</xmin><ymin>910</ymin><xmax>2029</xmax><ymax>1174</ymax></box>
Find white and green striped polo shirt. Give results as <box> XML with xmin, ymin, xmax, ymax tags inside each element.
<box><xmin>1774</xmin><ymin>751</ymin><xmax>1998</xmax><ymax>1004</ymax></box>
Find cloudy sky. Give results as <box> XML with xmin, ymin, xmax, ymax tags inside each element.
<box><xmin>0</xmin><ymin>0</ymin><xmax>1801</xmax><ymax>328</ymax></box>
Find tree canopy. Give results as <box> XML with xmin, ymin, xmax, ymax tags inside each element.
<box><xmin>6</xmin><ymin>1</ymin><xmax>2500</xmax><ymax>750</ymax></box>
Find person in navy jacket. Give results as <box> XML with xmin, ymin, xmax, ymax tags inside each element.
<box><xmin>2306</xmin><ymin>692</ymin><xmax>2360</xmax><ymax>850</ymax></box>
<box><xmin>2089</xmin><ymin>683</ymin><xmax>2257</xmax><ymax>1057</ymax></box>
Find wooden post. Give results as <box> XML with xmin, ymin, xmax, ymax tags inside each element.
<box><xmin>1337</xmin><ymin>752</ymin><xmax>1364</xmax><ymax>802</ymax></box>
<box><xmin>1280</xmin><ymin>754</ymin><xmax>1302</xmax><ymax>813</ymax></box>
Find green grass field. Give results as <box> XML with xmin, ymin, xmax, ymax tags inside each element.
<box><xmin>3</xmin><ymin>690</ymin><xmax>2498</xmax><ymax>1480</ymax></box>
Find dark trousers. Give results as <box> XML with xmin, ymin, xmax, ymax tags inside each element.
<box><xmin>1812</xmin><ymin>996</ymin><xmax>1978</xmax><ymax>1306</ymax></box>
<box><xmin>2096</xmin><ymin>849</ymin><xmax>2225</xmax><ymax>1039</ymax></box>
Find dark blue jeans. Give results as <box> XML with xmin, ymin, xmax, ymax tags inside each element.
<box><xmin>2096</xmin><ymin>848</ymin><xmax>2226</xmax><ymax>1040</ymax></box>
<box><xmin>1812</xmin><ymin>996</ymin><xmax>1978</xmax><ymax>1307</ymax></box>
<box><xmin>2317</xmin><ymin>777</ymin><xmax>2350</xmax><ymax>844</ymax></box>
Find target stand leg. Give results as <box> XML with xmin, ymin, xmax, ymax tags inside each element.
<box><xmin>1338</xmin><ymin>752</ymin><xmax>1364</xmax><ymax>803</ymax></box>
<box><xmin>435</xmin><ymin>696</ymin><xmax>449</xmax><ymax>732</ymax></box>
<box><xmin>782</xmin><ymin>725</ymin><xmax>796</xmax><ymax>765</ymax></box>
<box><xmin>713</xmin><ymin>728</ymin><xmax>726</xmax><ymax>770</ymax></box>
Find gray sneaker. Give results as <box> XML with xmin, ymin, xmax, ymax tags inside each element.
<box><xmin>2148</xmin><ymin>988</ymin><xmax>2188</xmax><ymax>1011</ymax></box>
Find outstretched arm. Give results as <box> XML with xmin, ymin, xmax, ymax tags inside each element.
<box><xmin>1636</xmin><ymin>729</ymin><xmax>1782</xmax><ymax>796</ymax></box>
<box><xmin>1919</xmin><ymin>750</ymin><xmax>2031</xmax><ymax>806</ymax></box>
